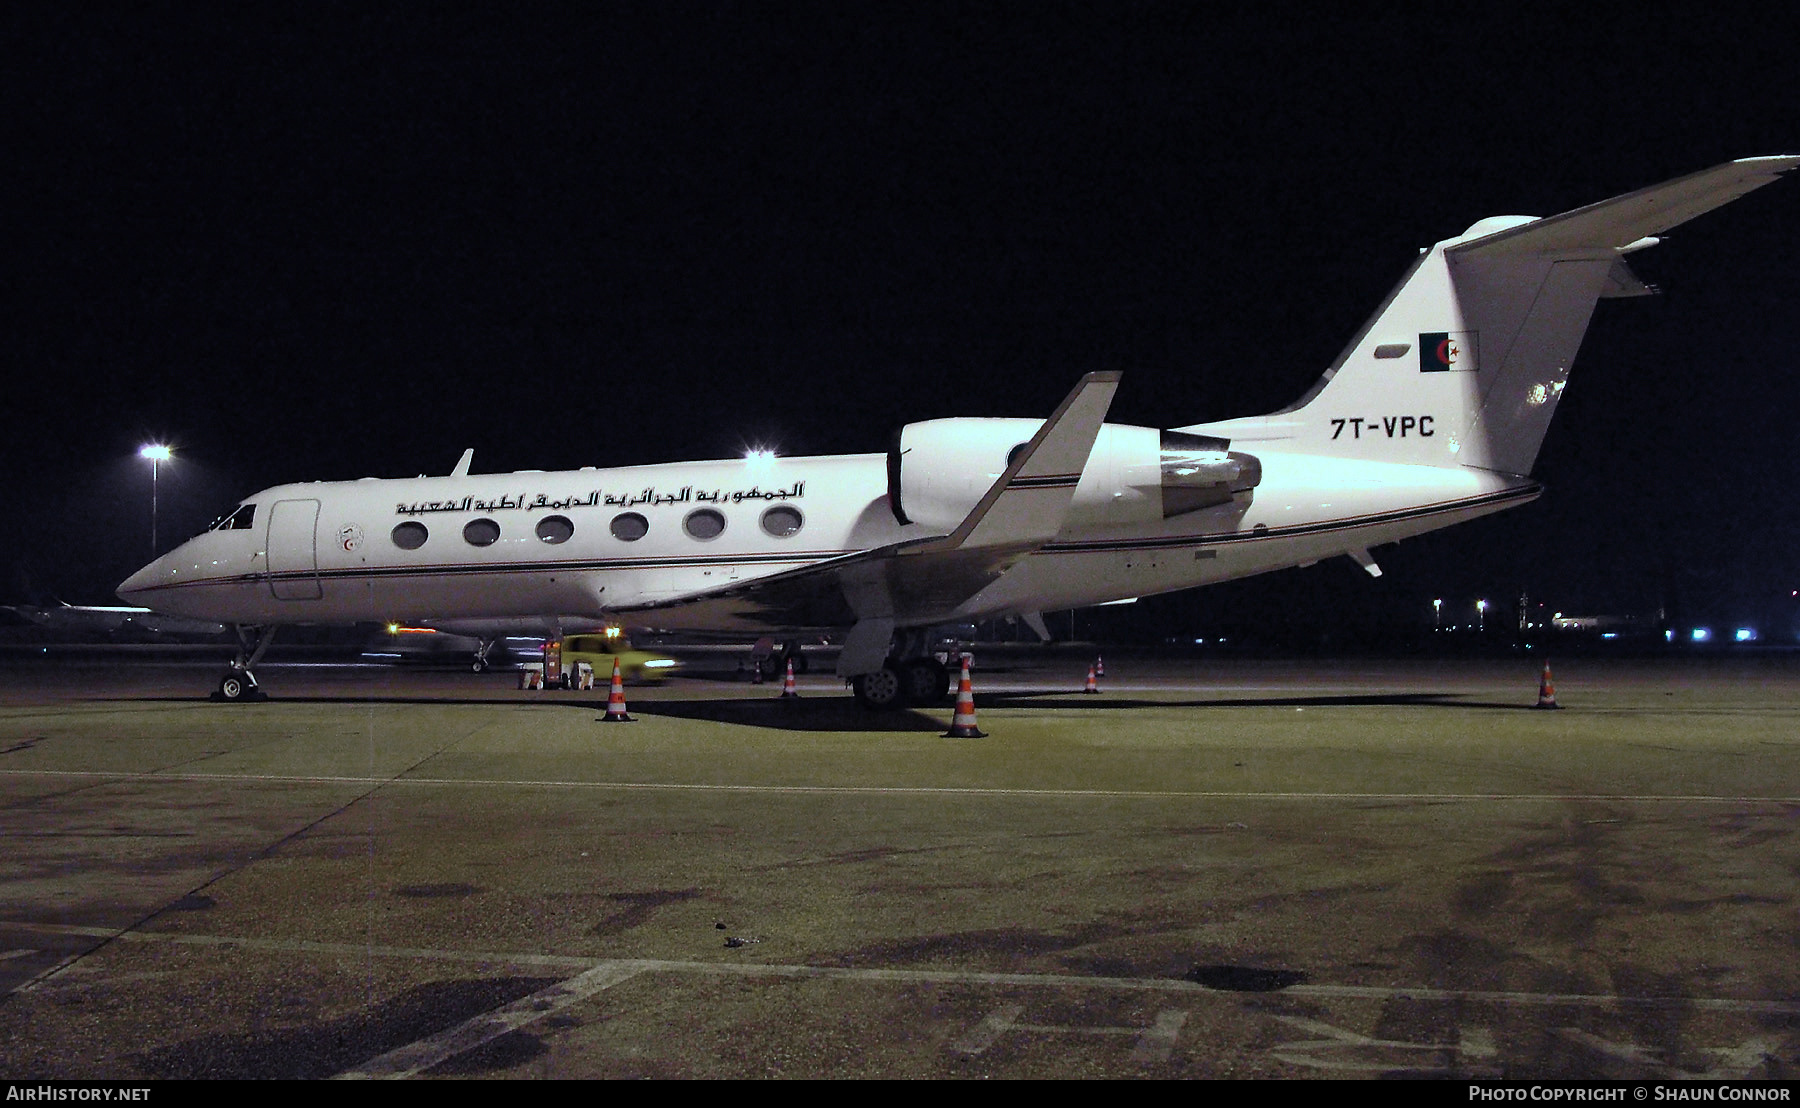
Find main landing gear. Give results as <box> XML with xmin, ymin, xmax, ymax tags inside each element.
<box><xmin>213</xmin><ymin>624</ymin><xmax>279</xmax><ymax>701</ymax></box>
<box><xmin>849</xmin><ymin>630</ymin><xmax>955</xmax><ymax>711</ymax></box>
<box><xmin>766</xmin><ymin>640</ymin><xmax>810</xmax><ymax>680</ymax></box>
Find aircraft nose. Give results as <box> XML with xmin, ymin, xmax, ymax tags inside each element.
<box><xmin>117</xmin><ymin>558</ymin><xmax>164</xmax><ymax>604</ymax></box>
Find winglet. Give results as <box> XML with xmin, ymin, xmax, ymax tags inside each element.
<box><xmin>918</xmin><ymin>371</ymin><xmax>1121</xmax><ymax>553</ymax></box>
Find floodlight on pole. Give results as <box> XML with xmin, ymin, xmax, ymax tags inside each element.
<box><xmin>139</xmin><ymin>444</ymin><xmax>173</xmax><ymax>555</ymax></box>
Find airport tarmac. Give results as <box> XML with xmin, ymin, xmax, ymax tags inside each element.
<box><xmin>0</xmin><ymin>648</ymin><xmax>1796</xmax><ymax>1079</ymax></box>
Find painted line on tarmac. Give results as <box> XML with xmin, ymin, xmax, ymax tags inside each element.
<box><xmin>9</xmin><ymin>919</ymin><xmax>1800</xmax><ymax>1018</ymax></box>
<box><xmin>3</xmin><ymin>920</ymin><xmax>594</xmax><ymax>992</ymax></box>
<box><xmin>1</xmin><ymin>767</ymin><xmax>1794</xmax><ymax>805</ymax></box>
<box><xmin>333</xmin><ymin>961</ymin><xmax>650</xmax><ymax>1079</ymax></box>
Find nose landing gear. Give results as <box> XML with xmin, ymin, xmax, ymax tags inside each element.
<box><xmin>211</xmin><ymin>624</ymin><xmax>278</xmax><ymax>701</ymax></box>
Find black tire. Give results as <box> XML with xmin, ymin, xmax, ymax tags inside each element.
<box><xmin>218</xmin><ymin>674</ymin><xmax>247</xmax><ymax>700</ymax></box>
<box><xmin>471</xmin><ymin>658</ymin><xmax>489</xmax><ymax>673</ymax></box>
<box><xmin>902</xmin><ymin>657</ymin><xmax>951</xmax><ymax>706</ymax></box>
<box><xmin>852</xmin><ymin>665</ymin><xmax>907</xmax><ymax>710</ymax></box>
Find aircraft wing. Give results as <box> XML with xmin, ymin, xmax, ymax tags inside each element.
<box><xmin>613</xmin><ymin>372</ymin><xmax>1122</xmax><ymax>632</ymax></box>
<box><xmin>1452</xmin><ymin>155</ymin><xmax>1800</xmax><ymax>258</ymax></box>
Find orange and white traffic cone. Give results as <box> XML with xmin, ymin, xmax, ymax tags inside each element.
<box><xmin>1095</xmin><ymin>654</ymin><xmax>1105</xmax><ymax>678</ymax></box>
<box><xmin>1083</xmin><ymin>663</ymin><xmax>1100</xmax><ymax>694</ymax></box>
<box><xmin>599</xmin><ymin>657</ymin><xmax>636</xmax><ymax>722</ymax></box>
<box><xmin>778</xmin><ymin>657</ymin><xmax>799</xmax><ymax>699</ymax></box>
<box><xmin>944</xmin><ymin>654</ymin><xmax>987</xmax><ymax>738</ymax></box>
<box><xmin>1534</xmin><ymin>662</ymin><xmax>1561</xmax><ymax>710</ymax></box>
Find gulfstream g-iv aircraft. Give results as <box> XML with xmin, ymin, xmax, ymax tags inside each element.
<box><xmin>119</xmin><ymin>156</ymin><xmax>1797</xmax><ymax>706</ymax></box>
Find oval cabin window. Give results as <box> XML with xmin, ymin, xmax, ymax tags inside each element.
<box><xmin>610</xmin><ymin>513</ymin><xmax>649</xmax><ymax>542</ymax></box>
<box><xmin>760</xmin><ymin>506</ymin><xmax>803</xmax><ymax>538</ymax></box>
<box><xmin>463</xmin><ymin>518</ymin><xmax>501</xmax><ymax>547</ymax></box>
<box><xmin>535</xmin><ymin>515</ymin><xmax>574</xmax><ymax>544</ymax></box>
<box><xmin>683</xmin><ymin>508</ymin><xmax>726</xmax><ymax>540</ymax></box>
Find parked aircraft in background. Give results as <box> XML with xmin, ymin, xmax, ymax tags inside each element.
<box><xmin>0</xmin><ymin>602</ymin><xmax>228</xmax><ymax>642</ymax></box>
<box><xmin>117</xmin><ymin>157</ymin><xmax>1797</xmax><ymax>706</ymax></box>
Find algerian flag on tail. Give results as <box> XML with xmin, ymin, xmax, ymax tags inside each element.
<box><xmin>1419</xmin><ymin>331</ymin><xmax>1477</xmax><ymax>372</ymax></box>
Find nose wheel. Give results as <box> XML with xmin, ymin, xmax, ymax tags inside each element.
<box><xmin>213</xmin><ymin>668</ymin><xmax>266</xmax><ymax>702</ymax></box>
<box><xmin>210</xmin><ymin>624</ymin><xmax>279</xmax><ymax>701</ymax></box>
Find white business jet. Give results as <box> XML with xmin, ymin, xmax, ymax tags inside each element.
<box><xmin>119</xmin><ymin>157</ymin><xmax>1796</xmax><ymax>706</ymax></box>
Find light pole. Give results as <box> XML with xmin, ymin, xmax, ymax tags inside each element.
<box><xmin>1433</xmin><ymin>598</ymin><xmax>1442</xmax><ymax>631</ymax></box>
<box><xmin>139</xmin><ymin>444</ymin><xmax>172</xmax><ymax>555</ymax></box>
<box><xmin>1476</xmin><ymin>598</ymin><xmax>1488</xmax><ymax>634</ymax></box>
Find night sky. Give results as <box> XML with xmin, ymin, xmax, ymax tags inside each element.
<box><xmin>11</xmin><ymin>6</ymin><xmax>1798</xmax><ymax>640</ymax></box>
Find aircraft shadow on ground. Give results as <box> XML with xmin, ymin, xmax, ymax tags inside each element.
<box><xmin>977</xmin><ymin>690</ymin><xmax>1537</xmax><ymax>711</ymax></box>
<box><xmin>629</xmin><ymin>697</ymin><xmax>947</xmax><ymax>732</ymax></box>
<box><xmin>108</xmin><ymin>689</ymin><xmax>1542</xmax><ymax>732</ymax></box>
<box><xmin>624</xmin><ymin>690</ymin><xmax>1545</xmax><ymax>731</ymax></box>
<box><xmin>108</xmin><ymin>692</ymin><xmax>951</xmax><ymax>732</ymax></box>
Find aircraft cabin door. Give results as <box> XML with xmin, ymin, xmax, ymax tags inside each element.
<box><xmin>267</xmin><ymin>498</ymin><xmax>323</xmax><ymax>600</ymax></box>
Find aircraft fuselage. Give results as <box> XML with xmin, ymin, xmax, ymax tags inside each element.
<box><xmin>118</xmin><ymin>433</ymin><xmax>1535</xmax><ymax>631</ymax></box>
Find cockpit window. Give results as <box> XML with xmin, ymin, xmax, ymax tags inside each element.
<box><xmin>208</xmin><ymin>504</ymin><xmax>257</xmax><ymax>531</ymax></box>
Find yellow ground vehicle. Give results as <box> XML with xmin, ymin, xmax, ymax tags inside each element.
<box><xmin>559</xmin><ymin>629</ymin><xmax>682</xmax><ymax>684</ymax></box>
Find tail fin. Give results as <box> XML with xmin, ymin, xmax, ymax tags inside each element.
<box><xmin>1181</xmin><ymin>156</ymin><xmax>1797</xmax><ymax>475</ymax></box>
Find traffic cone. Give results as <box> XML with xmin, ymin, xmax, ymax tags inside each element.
<box><xmin>778</xmin><ymin>657</ymin><xmax>799</xmax><ymax>699</ymax></box>
<box><xmin>1083</xmin><ymin>663</ymin><xmax>1100</xmax><ymax>694</ymax></box>
<box><xmin>944</xmin><ymin>654</ymin><xmax>987</xmax><ymax>738</ymax></box>
<box><xmin>1534</xmin><ymin>663</ymin><xmax>1561</xmax><ymax>710</ymax></box>
<box><xmin>599</xmin><ymin>657</ymin><xmax>636</xmax><ymax>722</ymax></box>
<box><xmin>1095</xmin><ymin>654</ymin><xmax>1105</xmax><ymax>678</ymax></box>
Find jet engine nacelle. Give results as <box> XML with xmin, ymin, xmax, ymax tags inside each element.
<box><xmin>889</xmin><ymin>418</ymin><xmax>1260</xmax><ymax>533</ymax></box>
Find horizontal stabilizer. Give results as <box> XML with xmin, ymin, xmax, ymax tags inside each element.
<box><xmin>1452</xmin><ymin>156</ymin><xmax>1800</xmax><ymax>258</ymax></box>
